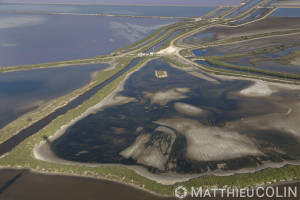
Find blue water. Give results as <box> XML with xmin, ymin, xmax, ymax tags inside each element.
<box><xmin>225</xmin><ymin>0</ymin><xmax>262</xmax><ymax>18</ymax></box>
<box><xmin>0</xmin><ymin>63</ymin><xmax>108</xmax><ymax>128</ymax></box>
<box><xmin>260</xmin><ymin>46</ymin><xmax>300</xmax><ymax>58</ymax></box>
<box><xmin>210</xmin><ymin>7</ymin><xmax>231</xmax><ymax>18</ymax></box>
<box><xmin>195</xmin><ymin>59</ymin><xmax>299</xmax><ymax>77</ymax></box>
<box><xmin>256</xmin><ymin>61</ymin><xmax>300</xmax><ymax>74</ymax></box>
<box><xmin>184</xmin><ymin>33</ymin><xmax>214</xmax><ymax>43</ymax></box>
<box><xmin>192</xmin><ymin>48</ymin><xmax>224</xmax><ymax>56</ymax></box>
<box><xmin>0</xmin><ymin>12</ymin><xmax>177</xmax><ymax>67</ymax></box>
<box><xmin>265</xmin><ymin>0</ymin><xmax>278</xmax><ymax>6</ymax></box>
<box><xmin>271</xmin><ymin>8</ymin><xmax>300</xmax><ymax>17</ymax></box>
<box><xmin>230</xmin><ymin>8</ymin><xmax>269</xmax><ymax>25</ymax></box>
<box><xmin>0</xmin><ymin>3</ymin><xmax>216</xmax><ymax>18</ymax></box>
<box><xmin>215</xmin><ymin>45</ymin><xmax>300</xmax><ymax>74</ymax></box>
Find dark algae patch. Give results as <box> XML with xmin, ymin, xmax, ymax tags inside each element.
<box><xmin>51</xmin><ymin>59</ymin><xmax>299</xmax><ymax>174</ymax></box>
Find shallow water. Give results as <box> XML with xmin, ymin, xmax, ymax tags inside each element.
<box><xmin>225</xmin><ymin>0</ymin><xmax>262</xmax><ymax>18</ymax></box>
<box><xmin>0</xmin><ymin>12</ymin><xmax>177</xmax><ymax>66</ymax></box>
<box><xmin>230</xmin><ymin>8</ymin><xmax>271</xmax><ymax>25</ymax></box>
<box><xmin>0</xmin><ymin>3</ymin><xmax>216</xmax><ymax>18</ymax></box>
<box><xmin>271</xmin><ymin>8</ymin><xmax>300</xmax><ymax>17</ymax></box>
<box><xmin>192</xmin><ymin>48</ymin><xmax>224</xmax><ymax>56</ymax></box>
<box><xmin>225</xmin><ymin>46</ymin><xmax>300</xmax><ymax>74</ymax></box>
<box><xmin>184</xmin><ymin>33</ymin><xmax>214</xmax><ymax>44</ymax></box>
<box><xmin>0</xmin><ymin>64</ymin><xmax>108</xmax><ymax>128</ymax></box>
<box><xmin>51</xmin><ymin>59</ymin><xmax>299</xmax><ymax>174</ymax></box>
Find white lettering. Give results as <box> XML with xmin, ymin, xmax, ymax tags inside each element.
<box><xmin>191</xmin><ymin>187</ymin><xmax>202</xmax><ymax>197</ymax></box>
<box><xmin>219</xmin><ymin>188</ymin><xmax>226</xmax><ymax>197</ymax></box>
<box><xmin>211</xmin><ymin>189</ymin><xmax>218</xmax><ymax>197</ymax></box>
<box><xmin>266</xmin><ymin>187</ymin><xmax>275</xmax><ymax>197</ymax></box>
<box><xmin>203</xmin><ymin>189</ymin><xmax>211</xmax><ymax>197</ymax></box>
<box><xmin>247</xmin><ymin>188</ymin><xmax>255</xmax><ymax>198</ymax></box>
<box><xmin>240</xmin><ymin>188</ymin><xmax>246</xmax><ymax>197</ymax></box>
<box><xmin>227</xmin><ymin>189</ymin><xmax>235</xmax><ymax>197</ymax></box>
<box><xmin>256</xmin><ymin>187</ymin><xmax>265</xmax><ymax>197</ymax></box>
<box><xmin>288</xmin><ymin>186</ymin><xmax>297</xmax><ymax>198</ymax></box>
<box><xmin>276</xmin><ymin>186</ymin><xmax>283</xmax><ymax>198</ymax></box>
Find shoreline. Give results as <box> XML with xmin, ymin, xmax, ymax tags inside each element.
<box><xmin>0</xmin><ymin>166</ymin><xmax>299</xmax><ymax>198</ymax></box>
<box><xmin>0</xmin><ymin>62</ymin><xmax>114</xmax><ymax>145</ymax></box>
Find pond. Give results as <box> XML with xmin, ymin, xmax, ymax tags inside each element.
<box><xmin>0</xmin><ymin>63</ymin><xmax>108</xmax><ymax>128</ymax></box>
<box><xmin>50</xmin><ymin>59</ymin><xmax>300</xmax><ymax>174</ymax></box>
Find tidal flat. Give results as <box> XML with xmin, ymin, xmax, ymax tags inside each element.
<box><xmin>33</xmin><ymin>59</ymin><xmax>300</xmax><ymax>179</ymax></box>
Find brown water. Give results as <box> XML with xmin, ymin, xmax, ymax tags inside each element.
<box><xmin>0</xmin><ymin>169</ymin><xmax>174</xmax><ymax>200</ymax></box>
<box><xmin>0</xmin><ymin>169</ymin><xmax>299</xmax><ymax>200</ymax></box>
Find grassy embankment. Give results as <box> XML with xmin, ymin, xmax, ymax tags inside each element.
<box><xmin>201</xmin><ymin>42</ymin><xmax>300</xmax><ymax>80</ymax></box>
<box><xmin>199</xmin><ymin>29</ymin><xmax>300</xmax><ymax>48</ymax></box>
<box><xmin>0</xmin><ymin>57</ymin><xmax>135</xmax><ymax>144</ymax></box>
<box><xmin>0</xmin><ymin>57</ymin><xmax>299</xmax><ymax>196</ymax></box>
<box><xmin>204</xmin><ymin>56</ymin><xmax>300</xmax><ymax>79</ymax></box>
<box><xmin>114</xmin><ymin>20</ymin><xmax>188</xmax><ymax>54</ymax></box>
<box><xmin>162</xmin><ymin>55</ymin><xmax>300</xmax><ymax>85</ymax></box>
<box><xmin>0</xmin><ymin>55</ymin><xmax>113</xmax><ymax>74</ymax></box>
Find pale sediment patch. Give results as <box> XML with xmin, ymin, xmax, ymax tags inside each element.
<box><xmin>94</xmin><ymin>95</ymin><xmax>137</xmax><ymax>112</ymax></box>
<box><xmin>156</xmin><ymin>118</ymin><xmax>262</xmax><ymax>161</ymax></box>
<box><xmin>157</xmin><ymin>46</ymin><xmax>178</xmax><ymax>54</ymax></box>
<box><xmin>239</xmin><ymin>80</ymin><xmax>300</xmax><ymax>97</ymax></box>
<box><xmin>166</xmin><ymin>60</ymin><xmax>218</xmax><ymax>82</ymax></box>
<box><xmin>120</xmin><ymin>126</ymin><xmax>176</xmax><ymax>171</ymax></box>
<box><xmin>144</xmin><ymin>88</ymin><xmax>190</xmax><ymax>106</ymax></box>
<box><xmin>120</xmin><ymin>134</ymin><xmax>166</xmax><ymax>170</ymax></box>
<box><xmin>291</xmin><ymin>57</ymin><xmax>300</xmax><ymax>66</ymax></box>
<box><xmin>237</xmin><ymin>103</ymin><xmax>300</xmax><ymax>140</ymax></box>
<box><xmin>174</xmin><ymin>102</ymin><xmax>203</xmax><ymax>116</ymax></box>
<box><xmin>33</xmin><ymin>59</ymin><xmax>152</xmax><ymax>164</ymax></box>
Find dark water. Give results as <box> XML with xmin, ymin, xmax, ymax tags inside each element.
<box><xmin>225</xmin><ymin>0</ymin><xmax>262</xmax><ymax>18</ymax></box>
<box><xmin>0</xmin><ymin>64</ymin><xmax>108</xmax><ymax>129</ymax></box>
<box><xmin>0</xmin><ymin>169</ymin><xmax>299</xmax><ymax>200</ymax></box>
<box><xmin>230</xmin><ymin>8</ymin><xmax>272</xmax><ymax>26</ymax></box>
<box><xmin>0</xmin><ymin>58</ymin><xmax>141</xmax><ymax>156</ymax></box>
<box><xmin>192</xmin><ymin>48</ymin><xmax>224</xmax><ymax>56</ymax></box>
<box><xmin>50</xmin><ymin>59</ymin><xmax>300</xmax><ymax>173</ymax></box>
<box><xmin>210</xmin><ymin>7</ymin><xmax>231</xmax><ymax>18</ymax></box>
<box><xmin>224</xmin><ymin>46</ymin><xmax>300</xmax><ymax>74</ymax></box>
<box><xmin>0</xmin><ymin>12</ymin><xmax>177</xmax><ymax>66</ymax></box>
<box><xmin>265</xmin><ymin>0</ymin><xmax>278</xmax><ymax>6</ymax></box>
<box><xmin>184</xmin><ymin>33</ymin><xmax>214</xmax><ymax>44</ymax></box>
<box><xmin>271</xmin><ymin>8</ymin><xmax>300</xmax><ymax>17</ymax></box>
<box><xmin>0</xmin><ymin>169</ymin><xmax>174</xmax><ymax>200</ymax></box>
<box><xmin>0</xmin><ymin>3</ymin><xmax>216</xmax><ymax>18</ymax></box>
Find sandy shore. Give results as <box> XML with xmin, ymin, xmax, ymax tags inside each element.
<box><xmin>211</xmin><ymin>72</ymin><xmax>300</xmax><ymax>96</ymax></box>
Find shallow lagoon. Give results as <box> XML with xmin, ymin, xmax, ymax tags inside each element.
<box><xmin>0</xmin><ymin>63</ymin><xmax>108</xmax><ymax>128</ymax></box>
<box><xmin>0</xmin><ymin>3</ymin><xmax>216</xmax><ymax>18</ymax></box>
<box><xmin>0</xmin><ymin>12</ymin><xmax>177</xmax><ymax>66</ymax></box>
<box><xmin>271</xmin><ymin>8</ymin><xmax>300</xmax><ymax>17</ymax></box>
<box><xmin>51</xmin><ymin>59</ymin><xmax>300</xmax><ymax>174</ymax></box>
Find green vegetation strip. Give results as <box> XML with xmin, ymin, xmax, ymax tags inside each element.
<box><xmin>0</xmin><ymin>57</ymin><xmax>134</xmax><ymax>144</ymax></box>
<box><xmin>193</xmin><ymin>29</ymin><xmax>300</xmax><ymax>48</ymax></box>
<box><xmin>0</xmin><ymin>55</ymin><xmax>113</xmax><ymax>74</ymax></box>
<box><xmin>162</xmin><ymin>55</ymin><xmax>300</xmax><ymax>85</ymax></box>
<box><xmin>204</xmin><ymin>56</ymin><xmax>300</xmax><ymax>79</ymax></box>
<box><xmin>114</xmin><ymin>20</ymin><xmax>187</xmax><ymax>54</ymax></box>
